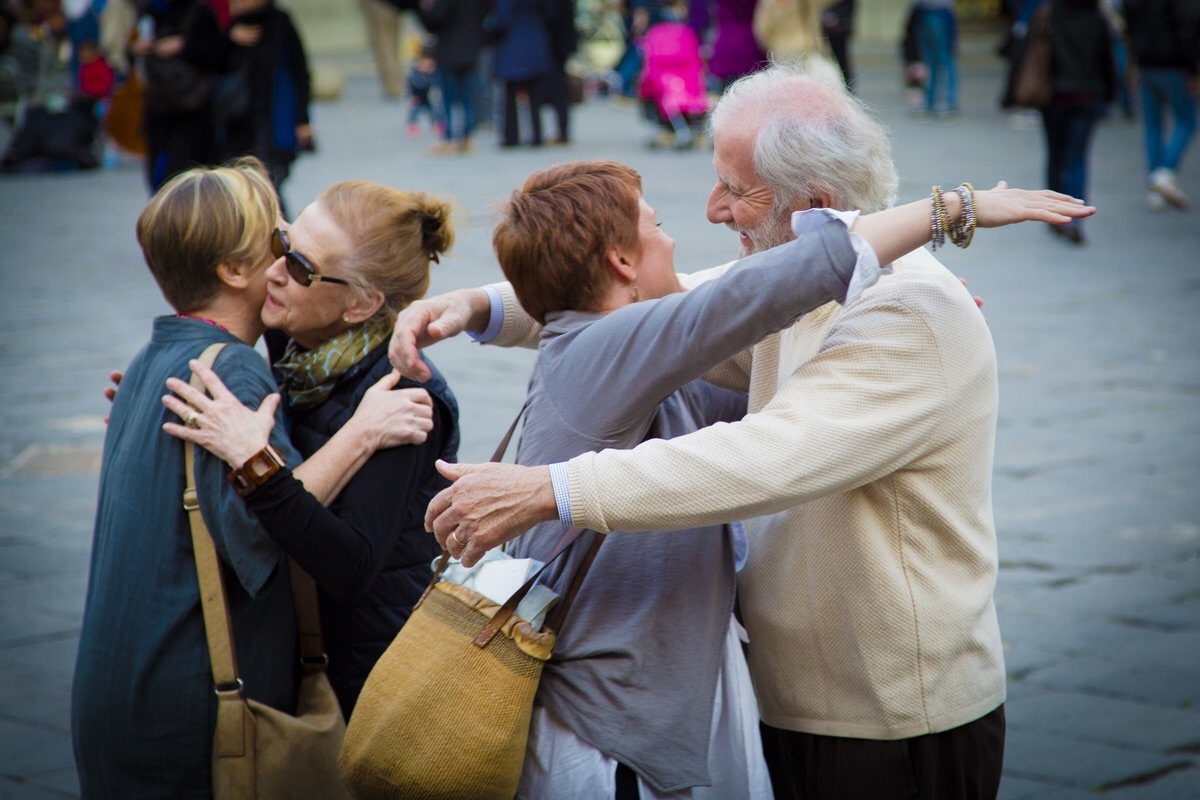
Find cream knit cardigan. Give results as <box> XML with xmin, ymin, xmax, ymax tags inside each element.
<box><xmin>556</xmin><ymin>247</ymin><xmax>1008</xmax><ymax>740</ymax></box>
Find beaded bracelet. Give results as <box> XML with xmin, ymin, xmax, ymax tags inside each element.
<box><xmin>949</xmin><ymin>182</ymin><xmax>977</xmax><ymax>249</ymax></box>
<box><xmin>930</xmin><ymin>185</ymin><xmax>947</xmax><ymax>251</ymax></box>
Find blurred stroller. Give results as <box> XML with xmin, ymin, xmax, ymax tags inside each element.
<box><xmin>636</xmin><ymin>20</ymin><xmax>709</xmax><ymax>150</ymax></box>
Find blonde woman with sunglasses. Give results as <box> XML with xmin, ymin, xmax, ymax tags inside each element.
<box><xmin>161</xmin><ymin>176</ymin><xmax>462</xmax><ymax>720</ymax></box>
<box><xmin>72</xmin><ymin>158</ymin><xmax>444</xmax><ymax>796</ymax></box>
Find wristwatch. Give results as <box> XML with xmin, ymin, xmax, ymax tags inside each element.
<box><xmin>227</xmin><ymin>444</ymin><xmax>286</xmax><ymax>497</ymax></box>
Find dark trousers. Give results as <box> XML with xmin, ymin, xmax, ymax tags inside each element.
<box><xmin>614</xmin><ymin>762</ymin><xmax>640</xmax><ymax>799</ymax></box>
<box><xmin>501</xmin><ymin>78</ymin><xmax>543</xmax><ymax>146</ymax></box>
<box><xmin>760</xmin><ymin>704</ymin><xmax>1005</xmax><ymax>800</ymax></box>
<box><xmin>1040</xmin><ymin>101</ymin><xmax>1105</xmax><ymax>203</ymax></box>
<box><xmin>540</xmin><ymin>64</ymin><xmax>571</xmax><ymax>142</ymax></box>
<box><xmin>822</xmin><ymin>28</ymin><xmax>853</xmax><ymax>92</ymax></box>
<box><xmin>144</xmin><ymin>109</ymin><xmax>217</xmax><ymax>193</ymax></box>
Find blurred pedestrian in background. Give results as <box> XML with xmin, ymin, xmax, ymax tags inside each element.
<box><xmin>418</xmin><ymin>0</ymin><xmax>488</xmax><ymax>154</ymax></box>
<box><xmin>821</xmin><ymin>0</ymin><xmax>855</xmax><ymax>92</ymax></box>
<box><xmin>909</xmin><ymin>0</ymin><xmax>959</xmax><ymax>116</ymax></box>
<box><xmin>404</xmin><ymin>46</ymin><xmax>442</xmax><ymax>139</ymax></box>
<box><xmin>132</xmin><ymin>0</ymin><xmax>224</xmax><ymax>192</ymax></box>
<box><xmin>539</xmin><ymin>0</ymin><xmax>578</xmax><ymax>145</ymax></box>
<box><xmin>217</xmin><ymin>0</ymin><xmax>313</xmax><ymax>217</ymax></box>
<box><xmin>1039</xmin><ymin>0</ymin><xmax>1117</xmax><ymax>244</ymax></box>
<box><xmin>752</xmin><ymin>0</ymin><xmax>841</xmax><ymax>86</ymax></box>
<box><xmin>490</xmin><ymin>0</ymin><xmax>554</xmax><ymax>147</ymax></box>
<box><xmin>705</xmin><ymin>0</ymin><xmax>767</xmax><ymax>92</ymax></box>
<box><xmin>358</xmin><ymin>0</ymin><xmax>407</xmax><ymax>100</ymax></box>
<box><xmin>1121</xmin><ymin>0</ymin><xmax>1198</xmax><ymax>210</ymax></box>
<box><xmin>900</xmin><ymin>1</ymin><xmax>927</xmax><ymax>108</ymax></box>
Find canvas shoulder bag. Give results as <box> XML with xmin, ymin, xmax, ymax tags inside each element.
<box><xmin>338</xmin><ymin>406</ymin><xmax>604</xmax><ymax>800</ymax></box>
<box><xmin>184</xmin><ymin>342</ymin><xmax>352</xmax><ymax>800</ymax></box>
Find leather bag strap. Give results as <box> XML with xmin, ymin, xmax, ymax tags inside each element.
<box><xmin>184</xmin><ymin>343</ymin><xmax>329</xmax><ymax>689</ymax></box>
<box><xmin>416</xmin><ymin>402</ymin><xmax>606</xmax><ymax>647</ymax></box>
<box><xmin>185</xmin><ymin>343</ymin><xmax>240</xmax><ymax>690</ymax></box>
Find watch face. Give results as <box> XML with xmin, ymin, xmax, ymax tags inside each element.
<box><xmin>246</xmin><ymin>446</ymin><xmax>284</xmax><ymax>483</ymax></box>
<box><xmin>248</xmin><ymin>453</ymin><xmax>274</xmax><ymax>480</ymax></box>
<box><xmin>229</xmin><ymin>445</ymin><xmax>285</xmax><ymax>497</ymax></box>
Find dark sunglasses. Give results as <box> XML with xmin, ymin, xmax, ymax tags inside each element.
<box><xmin>270</xmin><ymin>228</ymin><xmax>354</xmax><ymax>287</ymax></box>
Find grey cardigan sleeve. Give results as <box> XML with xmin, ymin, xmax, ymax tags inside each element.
<box><xmin>545</xmin><ymin>217</ymin><xmax>861</xmax><ymax>435</ymax></box>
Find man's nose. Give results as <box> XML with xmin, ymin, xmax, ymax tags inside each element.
<box><xmin>705</xmin><ymin>189</ymin><xmax>729</xmax><ymax>224</ymax></box>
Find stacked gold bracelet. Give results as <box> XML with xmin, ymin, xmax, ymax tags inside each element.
<box><xmin>929</xmin><ymin>183</ymin><xmax>977</xmax><ymax>251</ymax></box>
<box><xmin>930</xmin><ymin>185</ymin><xmax>948</xmax><ymax>250</ymax></box>
<box><xmin>949</xmin><ymin>182</ymin><xmax>977</xmax><ymax>249</ymax></box>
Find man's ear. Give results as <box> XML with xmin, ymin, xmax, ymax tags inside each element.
<box><xmin>342</xmin><ymin>289</ymin><xmax>386</xmax><ymax>325</ymax></box>
<box><xmin>809</xmin><ymin>193</ymin><xmax>834</xmax><ymax>210</ymax></box>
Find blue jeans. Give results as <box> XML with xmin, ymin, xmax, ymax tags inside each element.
<box><xmin>439</xmin><ymin>68</ymin><xmax>479</xmax><ymax>142</ymax></box>
<box><xmin>1138</xmin><ymin>67</ymin><xmax>1197</xmax><ymax>175</ymax></box>
<box><xmin>1041</xmin><ymin>101</ymin><xmax>1105</xmax><ymax>206</ymax></box>
<box><xmin>916</xmin><ymin>7</ymin><xmax>957</xmax><ymax>112</ymax></box>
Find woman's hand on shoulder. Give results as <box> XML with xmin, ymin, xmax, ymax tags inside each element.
<box><xmin>162</xmin><ymin>359</ymin><xmax>278</xmax><ymax>468</ymax></box>
<box><xmin>345</xmin><ymin>370</ymin><xmax>435</xmax><ymax>451</ymax></box>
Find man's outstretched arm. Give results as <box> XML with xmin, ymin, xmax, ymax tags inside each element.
<box><xmin>425</xmin><ymin>460</ymin><xmax>558</xmax><ymax>567</ymax></box>
<box><xmin>387</xmin><ymin>287</ymin><xmax>492</xmax><ymax>381</ymax></box>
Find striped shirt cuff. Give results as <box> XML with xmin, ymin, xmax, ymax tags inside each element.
<box><xmin>467</xmin><ymin>285</ymin><xmax>504</xmax><ymax>343</ymax></box>
<box><xmin>548</xmin><ymin>461</ymin><xmax>573</xmax><ymax>526</ymax></box>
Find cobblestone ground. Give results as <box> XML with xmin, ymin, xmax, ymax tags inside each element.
<box><xmin>1</xmin><ymin>37</ymin><xmax>1197</xmax><ymax>799</ymax></box>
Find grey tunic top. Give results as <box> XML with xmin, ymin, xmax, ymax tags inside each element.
<box><xmin>506</xmin><ymin>218</ymin><xmax>857</xmax><ymax>792</ymax></box>
<box><xmin>72</xmin><ymin>317</ymin><xmax>302</xmax><ymax>798</ymax></box>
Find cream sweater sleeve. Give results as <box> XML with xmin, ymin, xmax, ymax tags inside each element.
<box><xmin>489</xmin><ymin>281</ymin><xmax>542</xmax><ymax>349</ymax></box>
<box><xmin>567</xmin><ymin>277</ymin><xmax>987</xmax><ymax>533</ymax></box>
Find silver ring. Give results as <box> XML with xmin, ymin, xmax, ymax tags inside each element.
<box><xmin>184</xmin><ymin>410</ymin><xmax>200</xmax><ymax>429</ymax></box>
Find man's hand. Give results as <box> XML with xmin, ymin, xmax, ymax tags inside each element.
<box><xmin>424</xmin><ymin>460</ymin><xmax>558</xmax><ymax>567</ymax></box>
<box><xmin>388</xmin><ymin>288</ymin><xmax>491</xmax><ymax>381</ymax></box>
<box><xmin>343</xmin><ymin>370</ymin><xmax>434</xmax><ymax>449</ymax></box>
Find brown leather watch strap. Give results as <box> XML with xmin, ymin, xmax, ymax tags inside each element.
<box><xmin>227</xmin><ymin>443</ymin><xmax>286</xmax><ymax>497</ymax></box>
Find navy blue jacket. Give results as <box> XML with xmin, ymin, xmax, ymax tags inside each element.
<box><xmin>246</xmin><ymin>342</ymin><xmax>459</xmax><ymax>716</ymax></box>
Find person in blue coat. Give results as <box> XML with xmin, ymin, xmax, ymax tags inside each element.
<box><xmin>72</xmin><ymin>158</ymin><xmax>432</xmax><ymax>796</ymax></box>
<box><xmin>162</xmin><ymin>178</ymin><xmax>462</xmax><ymax>717</ymax></box>
<box><xmin>490</xmin><ymin>0</ymin><xmax>555</xmax><ymax>146</ymax></box>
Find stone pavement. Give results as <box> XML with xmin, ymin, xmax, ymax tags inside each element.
<box><xmin>1</xmin><ymin>34</ymin><xmax>1198</xmax><ymax>800</ymax></box>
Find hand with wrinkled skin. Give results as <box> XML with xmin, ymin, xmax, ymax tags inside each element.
<box><xmin>162</xmin><ymin>361</ymin><xmax>278</xmax><ymax>467</ymax></box>
<box><xmin>424</xmin><ymin>460</ymin><xmax>558</xmax><ymax>567</ymax></box>
<box><xmin>340</xmin><ymin>371</ymin><xmax>434</xmax><ymax>450</ymax></box>
<box><xmin>388</xmin><ymin>288</ymin><xmax>491</xmax><ymax>382</ymax></box>
<box><xmin>162</xmin><ymin>360</ymin><xmax>434</xmax><ymax>468</ymax></box>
